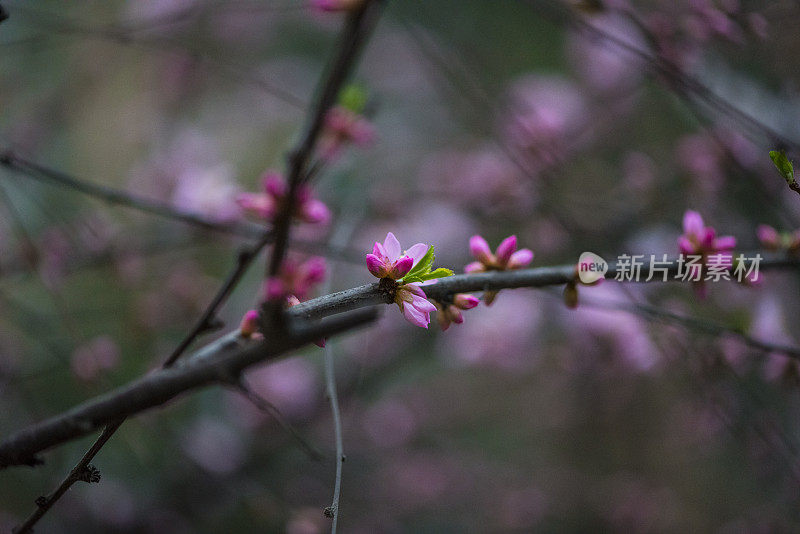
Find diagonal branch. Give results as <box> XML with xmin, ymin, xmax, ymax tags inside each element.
<box><xmin>267</xmin><ymin>0</ymin><xmax>384</xmax><ymax>278</ymax></box>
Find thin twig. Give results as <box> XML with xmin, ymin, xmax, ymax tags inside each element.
<box><xmin>320</xmin><ymin>212</ymin><xmax>362</xmax><ymax>531</ymax></box>
<box><xmin>0</xmin><ymin>151</ymin><xmax>264</xmax><ymax>239</ymax></box>
<box><xmin>12</xmin><ymin>420</ymin><xmax>123</xmax><ymax>534</ymax></box>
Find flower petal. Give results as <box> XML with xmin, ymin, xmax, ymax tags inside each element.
<box><xmin>301</xmin><ymin>199</ymin><xmax>330</xmax><ymax>225</ymax></box>
<box><xmin>678</xmin><ymin>236</ymin><xmax>695</xmax><ymax>255</ymax></box>
<box><xmin>383</xmin><ymin>232</ymin><xmax>402</xmax><ymax>262</ymax></box>
<box><xmin>404</xmin><ymin>243</ymin><xmax>429</xmax><ymax>265</ymax></box>
<box><xmin>683</xmin><ymin>210</ymin><xmax>704</xmax><ymax>237</ymax></box>
<box><xmin>402</xmin><ymin>302</ymin><xmax>429</xmax><ymax>328</ymax></box>
<box><xmin>713</xmin><ymin>235</ymin><xmax>736</xmax><ymax>251</ymax></box>
<box><xmin>263</xmin><ymin>172</ymin><xmax>286</xmax><ymax>198</ymax></box>
<box><xmin>507</xmin><ymin>248</ymin><xmax>534</xmax><ymax>269</ymax></box>
<box><xmin>453</xmin><ymin>294</ymin><xmax>480</xmax><ymax>310</ymax></box>
<box><xmin>366</xmin><ymin>254</ymin><xmax>388</xmax><ymax>278</ymax></box>
<box><xmin>464</xmin><ymin>261</ymin><xmax>486</xmax><ymax>273</ymax></box>
<box><xmin>469</xmin><ymin>235</ymin><xmax>493</xmax><ymax>264</ymax></box>
<box><xmin>495</xmin><ymin>235</ymin><xmax>517</xmax><ymax>265</ymax></box>
<box><xmin>390</xmin><ymin>255</ymin><xmax>414</xmax><ymax>279</ymax></box>
<box><xmin>410</xmin><ymin>293</ymin><xmax>437</xmax><ymax>314</ymax></box>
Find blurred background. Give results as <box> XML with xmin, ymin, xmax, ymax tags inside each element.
<box><xmin>2</xmin><ymin>0</ymin><xmax>800</xmax><ymax>532</ymax></box>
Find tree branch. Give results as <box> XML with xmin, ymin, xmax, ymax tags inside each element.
<box><xmin>1</xmin><ymin>252</ymin><xmax>798</xmax><ymax>469</ymax></box>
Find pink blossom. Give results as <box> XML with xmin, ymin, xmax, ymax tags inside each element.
<box><xmin>366</xmin><ymin>232</ymin><xmax>428</xmax><ymax>280</ymax></box>
<box><xmin>678</xmin><ymin>210</ymin><xmax>736</xmax><ymax>255</ymax></box>
<box><xmin>677</xmin><ymin>210</ymin><xmax>736</xmax><ymax>298</ymax></box>
<box><xmin>265</xmin><ymin>256</ymin><xmax>326</xmax><ymax>301</ymax></box>
<box><xmin>757</xmin><ymin>224</ymin><xmax>800</xmax><ymax>251</ymax></box>
<box><xmin>236</xmin><ymin>171</ymin><xmax>330</xmax><ymax>225</ymax></box>
<box><xmin>466</xmin><ymin>235</ymin><xmax>534</xmax><ymax>272</ymax></box>
<box><xmin>71</xmin><ymin>336</ymin><xmax>121</xmax><ymax>381</ymax></box>
<box><xmin>171</xmin><ymin>164</ymin><xmax>242</xmax><ymax>222</ymax></box>
<box><xmin>395</xmin><ymin>283</ymin><xmax>437</xmax><ymax>329</ymax></box>
<box><xmin>319</xmin><ymin>105</ymin><xmax>375</xmax><ymax>162</ymax></box>
<box><xmin>310</xmin><ymin>0</ymin><xmax>364</xmax><ymax>12</ymax></box>
<box><xmin>465</xmin><ymin>234</ymin><xmax>534</xmax><ymax>305</ymax></box>
<box><xmin>238</xmin><ymin>310</ymin><xmax>262</xmax><ymax>339</ymax></box>
<box><xmin>435</xmin><ymin>293</ymin><xmax>480</xmax><ymax>332</ymax></box>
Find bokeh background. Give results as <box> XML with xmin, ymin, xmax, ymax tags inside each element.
<box><xmin>2</xmin><ymin>0</ymin><xmax>800</xmax><ymax>532</ymax></box>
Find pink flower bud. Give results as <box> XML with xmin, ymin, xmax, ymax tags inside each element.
<box><xmin>265</xmin><ymin>278</ymin><xmax>288</xmax><ymax>300</ymax></box>
<box><xmin>757</xmin><ymin>224</ymin><xmax>780</xmax><ymax>249</ymax></box>
<box><xmin>300</xmin><ymin>199</ymin><xmax>330</xmax><ymax>224</ymax></box>
<box><xmin>683</xmin><ymin>210</ymin><xmax>705</xmax><ymax>236</ymax></box>
<box><xmin>453</xmin><ymin>294</ymin><xmax>480</xmax><ymax>310</ymax></box>
<box><xmin>302</xmin><ymin>257</ymin><xmax>327</xmax><ymax>285</ymax></box>
<box><xmin>464</xmin><ymin>261</ymin><xmax>485</xmax><ymax>274</ymax></box>
<box><xmin>239</xmin><ymin>310</ymin><xmax>260</xmax><ymax>338</ymax></box>
<box><xmin>469</xmin><ymin>235</ymin><xmax>493</xmax><ymax>264</ymax></box>
<box><xmin>507</xmin><ymin>249</ymin><xmax>534</xmax><ymax>269</ymax></box>
<box><xmin>263</xmin><ymin>172</ymin><xmax>286</xmax><ymax>198</ymax></box>
<box><xmin>495</xmin><ymin>235</ymin><xmax>518</xmax><ymax>265</ymax></box>
<box><xmin>311</xmin><ymin>0</ymin><xmax>364</xmax><ymax>13</ymax></box>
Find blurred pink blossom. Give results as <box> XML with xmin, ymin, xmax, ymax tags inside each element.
<box><xmin>757</xmin><ymin>224</ymin><xmax>800</xmax><ymax>252</ymax></box>
<box><xmin>310</xmin><ymin>0</ymin><xmax>364</xmax><ymax>13</ymax></box>
<box><xmin>503</xmin><ymin>76</ymin><xmax>590</xmax><ymax>170</ymax></box>
<box><xmin>237</xmin><ymin>171</ymin><xmax>330</xmax><ymax>225</ymax></box>
<box><xmin>71</xmin><ymin>336</ymin><xmax>121</xmax><ymax>381</ymax></box>
<box><xmin>567</xmin><ymin>14</ymin><xmax>645</xmax><ymax>94</ymax></box>
<box><xmin>265</xmin><ymin>256</ymin><xmax>326</xmax><ymax>301</ymax></box>
<box><xmin>440</xmin><ymin>291</ymin><xmax>540</xmax><ymax>370</ymax></box>
<box><xmin>465</xmin><ymin>234</ymin><xmax>533</xmax><ymax>305</ymax></box>
<box><xmin>319</xmin><ymin>105</ymin><xmax>375</xmax><ymax>162</ymax></box>
<box><xmin>678</xmin><ymin>210</ymin><xmax>736</xmax><ymax>298</ymax></box>
<box><xmin>239</xmin><ymin>358</ymin><xmax>320</xmax><ymax>421</ymax></box>
<box><xmin>171</xmin><ymin>164</ymin><xmax>242</xmax><ymax>222</ymax></box>
<box><xmin>678</xmin><ymin>210</ymin><xmax>736</xmax><ymax>256</ymax></box>
<box><xmin>418</xmin><ymin>148</ymin><xmax>535</xmax><ymax>216</ymax></box>
<box><xmin>181</xmin><ymin>417</ymin><xmax>246</xmax><ymax>475</ymax></box>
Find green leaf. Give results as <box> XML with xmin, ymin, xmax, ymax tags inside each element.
<box><xmin>339</xmin><ymin>85</ymin><xmax>368</xmax><ymax>113</ymax></box>
<box><xmin>419</xmin><ymin>268</ymin><xmax>454</xmax><ymax>281</ymax></box>
<box><xmin>405</xmin><ymin>246</ymin><xmax>434</xmax><ymax>279</ymax></box>
<box><xmin>770</xmin><ymin>150</ymin><xmax>795</xmax><ymax>185</ymax></box>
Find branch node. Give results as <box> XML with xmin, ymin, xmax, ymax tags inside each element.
<box><xmin>378</xmin><ymin>277</ymin><xmax>397</xmax><ymax>303</ymax></box>
<box><xmin>77</xmin><ymin>464</ymin><xmax>101</xmax><ymax>484</ymax></box>
<box><xmin>34</xmin><ymin>496</ymin><xmax>48</xmax><ymax>508</ymax></box>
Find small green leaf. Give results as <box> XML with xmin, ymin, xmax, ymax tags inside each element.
<box><xmin>770</xmin><ymin>150</ymin><xmax>795</xmax><ymax>185</ymax></box>
<box><xmin>419</xmin><ymin>268</ymin><xmax>454</xmax><ymax>281</ymax></box>
<box><xmin>405</xmin><ymin>246</ymin><xmax>434</xmax><ymax>278</ymax></box>
<box><xmin>339</xmin><ymin>85</ymin><xmax>368</xmax><ymax>113</ymax></box>
<box><xmin>401</xmin><ymin>274</ymin><xmax>424</xmax><ymax>284</ymax></box>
